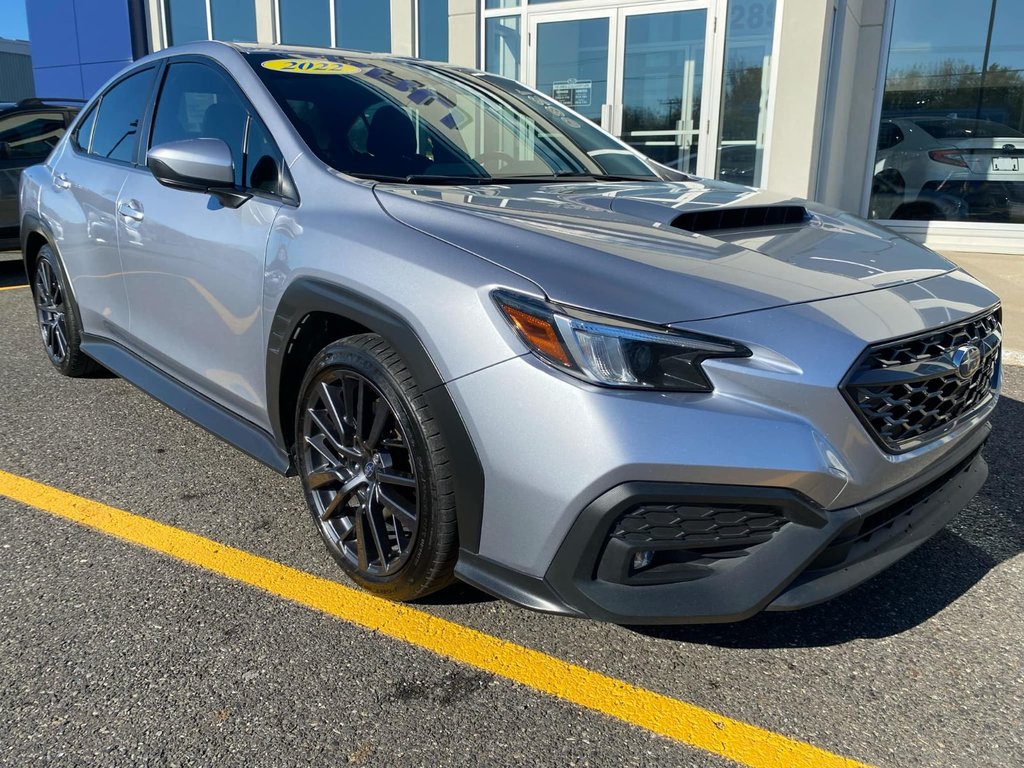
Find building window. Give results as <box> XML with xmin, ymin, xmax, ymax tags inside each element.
<box><xmin>279</xmin><ymin>0</ymin><xmax>331</xmax><ymax>47</ymax></box>
<box><xmin>870</xmin><ymin>0</ymin><xmax>1024</xmax><ymax>224</ymax></box>
<box><xmin>418</xmin><ymin>0</ymin><xmax>448</xmax><ymax>61</ymax></box>
<box><xmin>277</xmin><ymin>0</ymin><xmax>391</xmax><ymax>51</ymax></box>
<box><xmin>211</xmin><ymin>0</ymin><xmax>257</xmax><ymax>42</ymax></box>
<box><xmin>336</xmin><ymin>0</ymin><xmax>391</xmax><ymax>53</ymax></box>
<box><xmin>484</xmin><ymin>16</ymin><xmax>520</xmax><ymax>80</ymax></box>
<box><xmin>716</xmin><ymin>0</ymin><xmax>777</xmax><ymax>188</ymax></box>
<box><xmin>165</xmin><ymin>0</ymin><xmax>208</xmax><ymax>45</ymax></box>
<box><xmin>166</xmin><ymin>0</ymin><xmax>257</xmax><ymax>45</ymax></box>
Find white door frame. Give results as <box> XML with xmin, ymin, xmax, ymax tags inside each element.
<box><xmin>525</xmin><ymin>0</ymin><xmax>724</xmax><ymax>177</ymax></box>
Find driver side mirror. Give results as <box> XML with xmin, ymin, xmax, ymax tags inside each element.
<box><xmin>147</xmin><ymin>138</ymin><xmax>249</xmax><ymax>208</ymax></box>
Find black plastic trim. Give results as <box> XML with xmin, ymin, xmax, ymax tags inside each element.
<box><xmin>266</xmin><ymin>278</ymin><xmax>486</xmax><ymax>553</ymax></box>
<box><xmin>82</xmin><ymin>334</ymin><xmax>291</xmax><ymax>474</ymax></box>
<box><xmin>460</xmin><ymin>420</ymin><xmax>992</xmax><ymax>625</ymax></box>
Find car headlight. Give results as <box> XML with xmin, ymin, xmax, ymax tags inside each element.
<box><xmin>493</xmin><ymin>290</ymin><xmax>750</xmax><ymax>392</ymax></box>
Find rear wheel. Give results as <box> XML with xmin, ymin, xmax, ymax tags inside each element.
<box><xmin>294</xmin><ymin>334</ymin><xmax>458</xmax><ymax>601</ymax></box>
<box><xmin>31</xmin><ymin>245</ymin><xmax>101</xmax><ymax>377</ymax></box>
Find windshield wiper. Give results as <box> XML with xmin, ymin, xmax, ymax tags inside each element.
<box><xmin>347</xmin><ymin>172</ymin><xmax>498</xmax><ymax>185</ymax></box>
<box><xmin>498</xmin><ymin>172</ymin><xmax>660</xmax><ymax>182</ymax></box>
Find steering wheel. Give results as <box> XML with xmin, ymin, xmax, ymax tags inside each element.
<box><xmin>473</xmin><ymin>152</ymin><xmax>517</xmax><ymax>172</ymax></box>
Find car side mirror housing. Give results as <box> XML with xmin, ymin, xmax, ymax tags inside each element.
<box><xmin>147</xmin><ymin>138</ymin><xmax>250</xmax><ymax>208</ymax></box>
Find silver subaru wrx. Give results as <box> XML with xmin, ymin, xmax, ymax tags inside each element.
<box><xmin>20</xmin><ymin>42</ymin><xmax>1001</xmax><ymax>624</ymax></box>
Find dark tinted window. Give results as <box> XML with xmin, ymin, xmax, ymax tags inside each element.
<box><xmin>914</xmin><ymin>118</ymin><xmax>1024</xmax><ymax>140</ymax></box>
<box><xmin>73</xmin><ymin>105</ymin><xmax>97</xmax><ymax>151</ymax></box>
<box><xmin>151</xmin><ymin>62</ymin><xmax>247</xmax><ymax>186</ymax></box>
<box><xmin>0</xmin><ymin>111</ymin><xmax>66</xmax><ymax>160</ymax></box>
<box><xmin>249</xmin><ymin>51</ymin><xmax>657</xmax><ymax>181</ymax></box>
<box><xmin>876</xmin><ymin>122</ymin><xmax>904</xmax><ymax>151</ymax></box>
<box><xmin>90</xmin><ymin>68</ymin><xmax>157</xmax><ymax>163</ymax></box>
<box><xmin>244</xmin><ymin>117</ymin><xmax>286</xmax><ymax>196</ymax></box>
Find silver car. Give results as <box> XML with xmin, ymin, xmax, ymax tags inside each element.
<box><xmin>19</xmin><ymin>43</ymin><xmax>1002</xmax><ymax>624</ymax></box>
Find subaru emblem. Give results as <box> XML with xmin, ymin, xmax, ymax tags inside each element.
<box><xmin>951</xmin><ymin>345</ymin><xmax>982</xmax><ymax>380</ymax></box>
<box><xmin>1003</xmin><ymin>143</ymin><xmax>1017</xmax><ymax>153</ymax></box>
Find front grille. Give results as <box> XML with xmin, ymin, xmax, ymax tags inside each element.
<box><xmin>611</xmin><ymin>503</ymin><xmax>788</xmax><ymax>553</ymax></box>
<box><xmin>842</xmin><ymin>308</ymin><xmax>1001</xmax><ymax>452</ymax></box>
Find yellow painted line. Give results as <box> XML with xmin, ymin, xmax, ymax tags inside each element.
<box><xmin>0</xmin><ymin>284</ymin><xmax>29</xmax><ymax>291</ymax></box>
<box><xmin>0</xmin><ymin>468</ymin><xmax>872</xmax><ymax>768</ymax></box>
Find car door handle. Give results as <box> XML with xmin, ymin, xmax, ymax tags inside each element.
<box><xmin>117</xmin><ymin>200</ymin><xmax>145</xmax><ymax>222</ymax></box>
<box><xmin>53</xmin><ymin>173</ymin><xmax>71</xmax><ymax>190</ymax></box>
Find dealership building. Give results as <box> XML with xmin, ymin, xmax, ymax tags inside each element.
<box><xmin>24</xmin><ymin>0</ymin><xmax>1024</xmax><ymax>253</ymax></box>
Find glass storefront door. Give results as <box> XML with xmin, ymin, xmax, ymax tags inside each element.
<box><xmin>528</xmin><ymin>2</ymin><xmax>719</xmax><ymax>176</ymax></box>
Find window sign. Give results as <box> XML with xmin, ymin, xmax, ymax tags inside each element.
<box><xmin>551</xmin><ymin>79</ymin><xmax>592</xmax><ymax>109</ymax></box>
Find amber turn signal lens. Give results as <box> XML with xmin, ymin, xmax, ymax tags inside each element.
<box><xmin>500</xmin><ymin>303</ymin><xmax>572</xmax><ymax>367</ymax></box>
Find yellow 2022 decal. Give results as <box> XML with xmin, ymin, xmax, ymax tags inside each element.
<box><xmin>261</xmin><ymin>59</ymin><xmax>360</xmax><ymax>75</ymax></box>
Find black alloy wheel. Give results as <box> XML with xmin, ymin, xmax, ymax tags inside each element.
<box><xmin>295</xmin><ymin>334</ymin><xmax>458</xmax><ymax>600</ymax></box>
<box><xmin>302</xmin><ymin>369</ymin><xmax>420</xmax><ymax>576</ymax></box>
<box><xmin>31</xmin><ymin>244</ymin><xmax>100</xmax><ymax>377</ymax></box>
<box><xmin>34</xmin><ymin>256</ymin><xmax>69</xmax><ymax>365</ymax></box>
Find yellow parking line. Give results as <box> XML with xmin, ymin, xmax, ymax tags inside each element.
<box><xmin>0</xmin><ymin>468</ymin><xmax>872</xmax><ymax>768</ymax></box>
<box><xmin>0</xmin><ymin>284</ymin><xmax>29</xmax><ymax>291</ymax></box>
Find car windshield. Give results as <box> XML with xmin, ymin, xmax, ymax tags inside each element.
<box><xmin>914</xmin><ymin>118</ymin><xmax>1024</xmax><ymax>140</ymax></box>
<box><xmin>246</xmin><ymin>50</ymin><xmax>662</xmax><ymax>183</ymax></box>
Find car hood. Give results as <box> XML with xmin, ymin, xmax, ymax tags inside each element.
<box><xmin>373</xmin><ymin>178</ymin><xmax>956</xmax><ymax>324</ymax></box>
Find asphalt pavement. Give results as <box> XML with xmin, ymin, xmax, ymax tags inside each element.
<box><xmin>0</xmin><ymin>266</ymin><xmax>1021</xmax><ymax>768</ymax></box>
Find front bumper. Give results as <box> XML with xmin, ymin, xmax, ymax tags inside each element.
<box><xmin>457</xmin><ymin>420</ymin><xmax>989</xmax><ymax>624</ymax></box>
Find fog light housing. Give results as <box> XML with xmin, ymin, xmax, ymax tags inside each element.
<box><xmin>631</xmin><ymin>550</ymin><xmax>655</xmax><ymax>572</ymax></box>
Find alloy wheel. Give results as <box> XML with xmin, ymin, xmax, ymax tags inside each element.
<box><xmin>301</xmin><ymin>370</ymin><xmax>420</xmax><ymax>577</ymax></box>
<box><xmin>34</xmin><ymin>258</ymin><xmax>69</xmax><ymax>363</ymax></box>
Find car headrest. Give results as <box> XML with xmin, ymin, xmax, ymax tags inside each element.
<box><xmin>367</xmin><ymin>105</ymin><xmax>416</xmax><ymax>158</ymax></box>
<box><xmin>201</xmin><ymin>101</ymin><xmax>246</xmax><ymax>145</ymax></box>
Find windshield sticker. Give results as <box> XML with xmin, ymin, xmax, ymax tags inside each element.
<box><xmin>261</xmin><ymin>59</ymin><xmax>361</xmax><ymax>75</ymax></box>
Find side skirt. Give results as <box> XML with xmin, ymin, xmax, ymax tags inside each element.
<box><xmin>81</xmin><ymin>335</ymin><xmax>293</xmax><ymax>475</ymax></box>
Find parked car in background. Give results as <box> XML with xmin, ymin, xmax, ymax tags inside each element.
<box><xmin>1</xmin><ymin>98</ymin><xmax>82</xmax><ymax>250</ymax></box>
<box><xmin>19</xmin><ymin>43</ymin><xmax>1001</xmax><ymax>624</ymax></box>
<box><xmin>871</xmin><ymin>116</ymin><xmax>1024</xmax><ymax>222</ymax></box>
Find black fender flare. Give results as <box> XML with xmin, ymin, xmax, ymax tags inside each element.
<box><xmin>266</xmin><ymin>278</ymin><xmax>486</xmax><ymax>554</ymax></box>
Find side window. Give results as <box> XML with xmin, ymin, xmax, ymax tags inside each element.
<box><xmin>876</xmin><ymin>122</ymin><xmax>905</xmax><ymax>152</ymax></box>
<box><xmin>90</xmin><ymin>68</ymin><xmax>157</xmax><ymax>163</ymax></box>
<box><xmin>151</xmin><ymin>62</ymin><xmax>247</xmax><ymax>186</ymax></box>
<box><xmin>244</xmin><ymin>117</ymin><xmax>286</xmax><ymax>197</ymax></box>
<box><xmin>72</xmin><ymin>105</ymin><xmax>97</xmax><ymax>152</ymax></box>
<box><xmin>0</xmin><ymin>111</ymin><xmax>66</xmax><ymax>161</ymax></box>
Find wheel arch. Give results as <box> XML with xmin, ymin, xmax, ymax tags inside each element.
<box><xmin>20</xmin><ymin>213</ymin><xmax>53</xmax><ymax>285</ymax></box>
<box><xmin>267</xmin><ymin>278</ymin><xmax>486</xmax><ymax>554</ymax></box>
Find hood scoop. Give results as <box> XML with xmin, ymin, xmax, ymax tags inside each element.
<box><xmin>670</xmin><ymin>205</ymin><xmax>809</xmax><ymax>234</ymax></box>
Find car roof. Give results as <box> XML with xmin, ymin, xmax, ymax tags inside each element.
<box><xmin>0</xmin><ymin>98</ymin><xmax>84</xmax><ymax>116</ymax></box>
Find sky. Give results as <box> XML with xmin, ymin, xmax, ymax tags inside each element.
<box><xmin>0</xmin><ymin>0</ymin><xmax>28</xmax><ymax>40</ymax></box>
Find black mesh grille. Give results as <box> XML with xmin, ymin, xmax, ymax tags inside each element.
<box><xmin>842</xmin><ymin>309</ymin><xmax>1001</xmax><ymax>452</ymax></box>
<box><xmin>610</xmin><ymin>503</ymin><xmax>788</xmax><ymax>552</ymax></box>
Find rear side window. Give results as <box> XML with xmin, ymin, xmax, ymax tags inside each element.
<box><xmin>89</xmin><ymin>68</ymin><xmax>157</xmax><ymax>163</ymax></box>
<box><xmin>876</xmin><ymin>122</ymin><xmax>904</xmax><ymax>151</ymax></box>
<box><xmin>151</xmin><ymin>62</ymin><xmax>248</xmax><ymax>186</ymax></box>
<box><xmin>0</xmin><ymin>111</ymin><xmax>66</xmax><ymax>160</ymax></box>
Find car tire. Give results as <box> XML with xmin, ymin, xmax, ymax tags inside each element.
<box><xmin>294</xmin><ymin>333</ymin><xmax>458</xmax><ymax>601</ymax></box>
<box><xmin>31</xmin><ymin>244</ymin><xmax>102</xmax><ymax>377</ymax></box>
